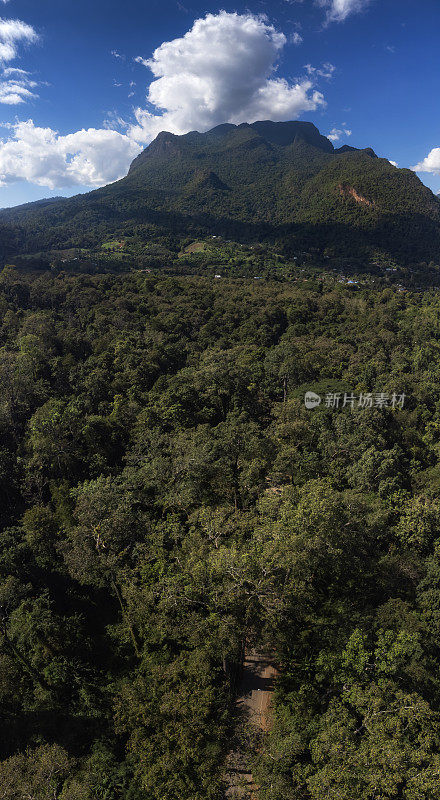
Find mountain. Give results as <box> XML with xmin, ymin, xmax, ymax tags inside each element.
<box><xmin>1</xmin><ymin>120</ymin><xmax>439</xmax><ymax>265</ymax></box>
<box><xmin>0</xmin><ymin>196</ymin><xmax>65</xmax><ymax>213</ymax></box>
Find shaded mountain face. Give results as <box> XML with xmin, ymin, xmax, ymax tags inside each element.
<box><xmin>1</xmin><ymin>120</ymin><xmax>439</xmax><ymax>265</ymax></box>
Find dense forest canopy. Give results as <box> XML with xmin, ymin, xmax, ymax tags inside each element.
<box><xmin>2</xmin><ymin>265</ymin><xmax>440</xmax><ymax>797</ymax></box>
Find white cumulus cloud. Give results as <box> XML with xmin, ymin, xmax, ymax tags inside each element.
<box><xmin>412</xmin><ymin>148</ymin><xmax>440</xmax><ymax>175</ymax></box>
<box><xmin>316</xmin><ymin>0</ymin><xmax>372</xmax><ymax>24</ymax></box>
<box><xmin>0</xmin><ymin>121</ymin><xmax>140</xmax><ymax>188</ymax></box>
<box><xmin>130</xmin><ymin>11</ymin><xmax>325</xmax><ymax>143</ymax></box>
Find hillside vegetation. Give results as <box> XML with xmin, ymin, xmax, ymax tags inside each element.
<box><xmin>2</xmin><ymin>268</ymin><xmax>440</xmax><ymax>797</ymax></box>
<box><xmin>1</xmin><ymin>121</ymin><xmax>439</xmax><ymax>267</ymax></box>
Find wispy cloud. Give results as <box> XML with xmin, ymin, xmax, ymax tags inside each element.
<box><xmin>0</xmin><ymin>19</ymin><xmax>39</xmax><ymax>104</ymax></box>
<box><xmin>316</xmin><ymin>0</ymin><xmax>372</xmax><ymax>24</ymax></box>
<box><xmin>0</xmin><ymin>75</ymin><xmax>38</xmax><ymax>104</ymax></box>
<box><xmin>0</xmin><ymin>18</ymin><xmax>38</xmax><ymax>62</ymax></box>
<box><xmin>328</xmin><ymin>125</ymin><xmax>352</xmax><ymax>142</ymax></box>
<box><xmin>304</xmin><ymin>62</ymin><xmax>335</xmax><ymax>80</ymax></box>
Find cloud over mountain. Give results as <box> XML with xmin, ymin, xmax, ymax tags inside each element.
<box><xmin>0</xmin><ymin>12</ymin><xmax>327</xmax><ymax>188</ymax></box>
<box><xmin>130</xmin><ymin>11</ymin><xmax>325</xmax><ymax>143</ymax></box>
<box><xmin>327</xmin><ymin>126</ymin><xmax>352</xmax><ymax>141</ymax></box>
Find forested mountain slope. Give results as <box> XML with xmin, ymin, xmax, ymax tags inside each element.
<box><xmin>1</xmin><ymin>120</ymin><xmax>439</xmax><ymax>265</ymax></box>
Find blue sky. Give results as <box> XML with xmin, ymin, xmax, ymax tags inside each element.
<box><xmin>0</xmin><ymin>0</ymin><xmax>439</xmax><ymax>207</ymax></box>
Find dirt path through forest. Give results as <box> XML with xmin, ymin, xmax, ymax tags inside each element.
<box><xmin>224</xmin><ymin>649</ymin><xmax>278</xmax><ymax>798</ymax></box>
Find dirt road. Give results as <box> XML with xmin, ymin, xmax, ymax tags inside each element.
<box><xmin>237</xmin><ymin>651</ymin><xmax>278</xmax><ymax>732</ymax></box>
<box><xmin>224</xmin><ymin>649</ymin><xmax>278</xmax><ymax>798</ymax></box>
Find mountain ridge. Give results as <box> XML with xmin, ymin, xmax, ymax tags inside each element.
<box><xmin>0</xmin><ymin>120</ymin><xmax>439</xmax><ymax>266</ymax></box>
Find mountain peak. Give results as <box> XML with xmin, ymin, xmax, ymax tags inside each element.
<box><xmin>128</xmin><ymin>130</ymin><xmax>182</xmax><ymax>172</ymax></box>
<box><xmin>249</xmin><ymin>120</ymin><xmax>334</xmax><ymax>152</ymax></box>
<box><xmin>336</xmin><ymin>144</ymin><xmax>378</xmax><ymax>158</ymax></box>
<box><xmin>129</xmin><ymin>119</ymin><xmax>336</xmax><ymax>174</ymax></box>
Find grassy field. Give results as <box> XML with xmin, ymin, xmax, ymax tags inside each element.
<box><xmin>183</xmin><ymin>241</ymin><xmax>207</xmax><ymax>254</ymax></box>
<box><xmin>101</xmin><ymin>240</ymin><xmax>124</xmax><ymax>250</ymax></box>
